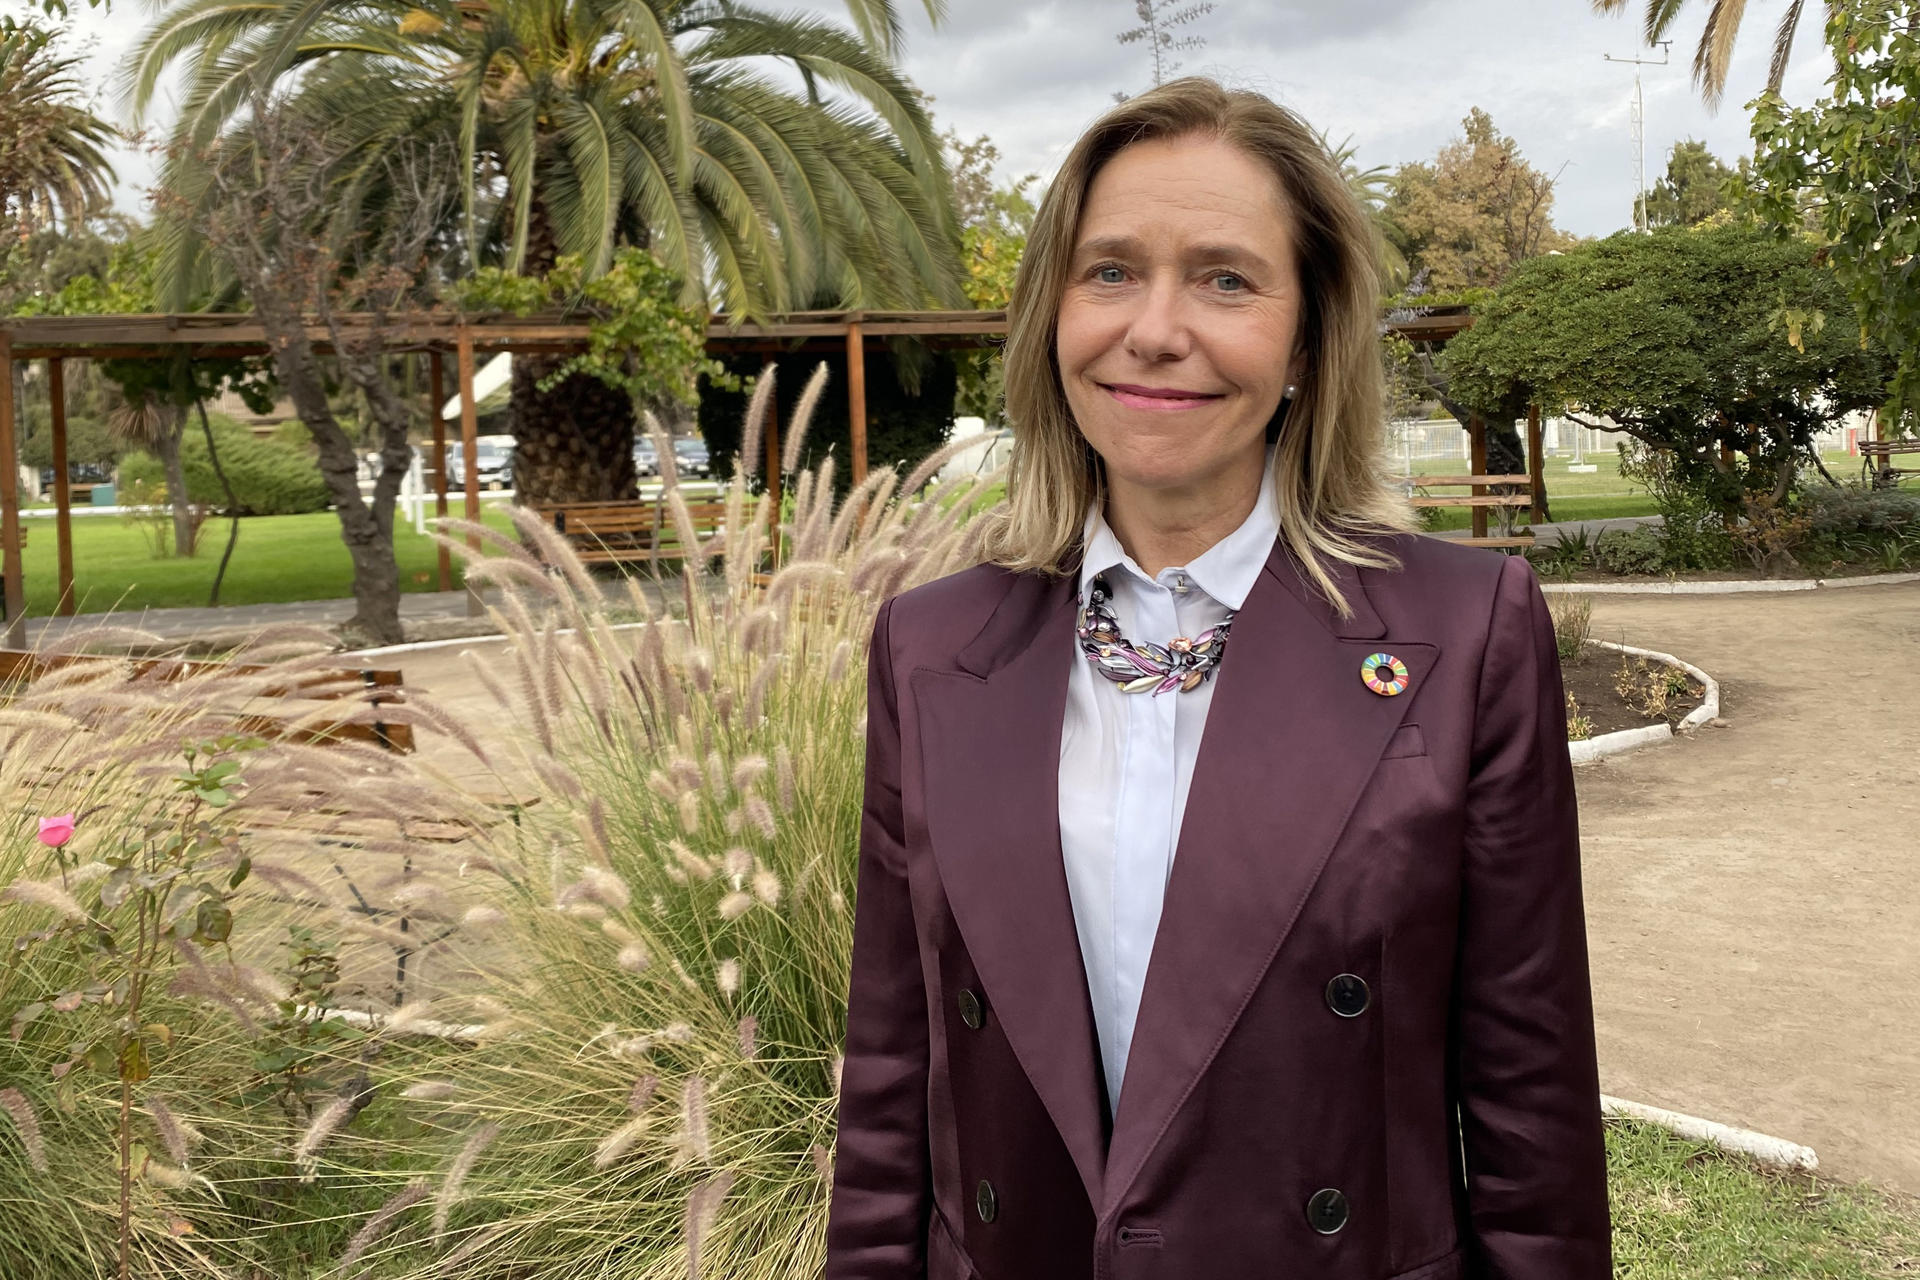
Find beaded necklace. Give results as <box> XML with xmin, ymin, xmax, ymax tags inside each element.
<box><xmin>1076</xmin><ymin>572</ymin><xmax>1235</xmax><ymax>696</ymax></box>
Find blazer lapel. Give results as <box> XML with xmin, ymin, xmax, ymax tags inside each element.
<box><xmin>911</xmin><ymin>570</ymin><xmax>1108</xmax><ymax>1208</ymax></box>
<box><xmin>1102</xmin><ymin>543</ymin><xmax>1438</xmax><ymax>1209</ymax></box>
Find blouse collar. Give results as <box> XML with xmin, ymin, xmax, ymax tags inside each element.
<box><xmin>1078</xmin><ymin>445</ymin><xmax>1281</xmax><ymax>611</ymax></box>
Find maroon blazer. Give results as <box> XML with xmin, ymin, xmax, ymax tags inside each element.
<box><xmin>825</xmin><ymin>533</ymin><xmax>1611</xmax><ymax>1280</ymax></box>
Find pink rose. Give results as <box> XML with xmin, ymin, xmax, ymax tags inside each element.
<box><xmin>36</xmin><ymin>815</ymin><xmax>76</xmax><ymax>848</ymax></box>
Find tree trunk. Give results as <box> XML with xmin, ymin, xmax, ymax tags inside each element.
<box><xmin>505</xmin><ymin>198</ymin><xmax>643</xmax><ymax>506</ymax></box>
<box><xmin>152</xmin><ymin>409</ymin><xmax>194</xmax><ymax>557</ymax></box>
<box><xmin>1416</xmin><ymin>352</ymin><xmax>1548</xmax><ymax>519</ymax></box>
<box><xmin>248</xmin><ymin>291</ymin><xmax>407</xmax><ymax>644</ymax></box>
<box><xmin>509</xmin><ymin>358</ymin><xmax>641</xmax><ymax>506</ymax></box>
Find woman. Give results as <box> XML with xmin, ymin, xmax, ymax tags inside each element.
<box><xmin>826</xmin><ymin>78</ymin><xmax>1610</xmax><ymax>1280</ymax></box>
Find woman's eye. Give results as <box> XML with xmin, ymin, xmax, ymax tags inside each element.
<box><xmin>1213</xmin><ymin>273</ymin><xmax>1246</xmax><ymax>292</ymax></box>
<box><xmin>1094</xmin><ymin>266</ymin><xmax>1127</xmax><ymax>284</ymax></box>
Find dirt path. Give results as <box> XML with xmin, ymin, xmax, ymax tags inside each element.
<box><xmin>1576</xmin><ymin>583</ymin><xmax>1920</xmax><ymax>1196</ymax></box>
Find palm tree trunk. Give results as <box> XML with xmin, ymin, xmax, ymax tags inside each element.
<box><xmin>506</xmin><ymin>200</ymin><xmax>642</xmax><ymax>506</ymax></box>
<box><xmin>152</xmin><ymin>407</ymin><xmax>195</xmax><ymax>557</ymax></box>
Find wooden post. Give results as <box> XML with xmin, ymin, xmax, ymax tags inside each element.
<box><xmin>1527</xmin><ymin>402</ymin><xmax>1547</xmax><ymax>526</ymax></box>
<box><xmin>0</xmin><ymin>330</ymin><xmax>23</xmax><ymax>645</ymax></box>
<box><xmin>428</xmin><ymin>351</ymin><xmax>452</xmax><ymax>593</ymax></box>
<box><xmin>846</xmin><ymin>317</ymin><xmax>868</xmax><ymax>486</ymax></box>
<box><xmin>455</xmin><ymin>328</ymin><xmax>484</xmax><ymax>617</ymax></box>
<box><xmin>50</xmin><ymin>358</ymin><xmax>74</xmax><ymax>616</ymax></box>
<box><xmin>764</xmin><ymin>389</ymin><xmax>782</xmax><ymax>569</ymax></box>
<box><xmin>1468</xmin><ymin>412</ymin><xmax>1489</xmax><ymax>542</ymax></box>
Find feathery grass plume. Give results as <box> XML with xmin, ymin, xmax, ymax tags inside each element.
<box><xmin>750</xmin><ymin>869</ymin><xmax>782</xmax><ymax>907</ymax></box>
<box><xmin>2</xmin><ymin>877</ymin><xmax>90</xmax><ymax>922</ymax></box>
<box><xmin>678</xmin><ymin>1076</ymin><xmax>712</xmax><ymax>1165</ymax></box>
<box><xmin>721</xmin><ymin>848</ymin><xmax>752</xmax><ymax>880</ymax></box>
<box><xmin>743</xmin><ymin>796</ymin><xmax>777</xmax><ymax>841</ymax></box>
<box><xmin>737</xmin><ymin>1017</ymin><xmax>758</xmax><ymax>1060</ymax></box>
<box><xmin>145</xmin><ymin>1094</ymin><xmax>192</xmax><ymax>1165</ymax></box>
<box><xmin>593</xmin><ymin>1113</ymin><xmax>653</xmax><ymax>1170</ymax></box>
<box><xmin>294</xmin><ymin>1094</ymin><xmax>357</xmax><ymax>1172</ymax></box>
<box><xmin>401</xmin><ymin>1080</ymin><xmax>459</xmax><ymax>1101</ymax></box>
<box><xmin>685</xmin><ymin>1169</ymin><xmax>737</xmax><ymax>1280</ymax></box>
<box><xmin>627</xmin><ymin>1074</ymin><xmax>659</xmax><ymax>1113</ymax></box>
<box><xmin>0</xmin><ymin>1087</ymin><xmax>48</xmax><ymax>1173</ymax></box>
<box><xmin>774</xmin><ymin>745</ymin><xmax>796</xmax><ymax>811</ymax></box>
<box><xmin>738</xmin><ymin>362</ymin><xmax>778</xmax><ymax>480</ymax></box>
<box><xmin>704</xmin><ymin>749</ymin><xmax>728</xmax><ymax>802</ymax></box>
<box><xmin>717</xmin><ymin>892</ymin><xmax>753</xmax><ymax>922</ymax></box>
<box><xmin>617</xmin><ymin>942</ymin><xmax>651</xmax><ymax>974</ymax></box>
<box><xmin>433</xmin><ymin>1121</ymin><xmax>500</xmax><ymax>1241</ymax></box>
<box><xmin>716</xmin><ymin>958</ymin><xmax>740</xmax><ymax>997</ymax></box>
<box><xmin>339</xmin><ymin>1180</ymin><xmax>431</xmax><ymax>1266</ymax></box>
<box><xmin>669</xmin><ymin>841</ymin><xmax>715</xmax><ymax>882</ymax></box>
<box><xmin>782</xmin><ymin>361</ymin><xmax>832</xmax><ymax>475</ymax></box>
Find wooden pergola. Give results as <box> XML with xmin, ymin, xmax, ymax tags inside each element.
<box><xmin>0</xmin><ymin>306</ymin><xmax>1484</xmax><ymax>642</ymax></box>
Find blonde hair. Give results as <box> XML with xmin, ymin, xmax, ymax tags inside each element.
<box><xmin>981</xmin><ymin>77</ymin><xmax>1413</xmax><ymax>614</ymax></box>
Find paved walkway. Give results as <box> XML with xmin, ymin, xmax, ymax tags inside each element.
<box><xmin>1576</xmin><ymin>582</ymin><xmax>1919</xmax><ymax>1195</ymax></box>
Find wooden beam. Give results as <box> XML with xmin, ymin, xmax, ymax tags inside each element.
<box><xmin>428</xmin><ymin>351</ymin><xmax>452</xmax><ymax>593</ymax></box>
<box><xmin>846</xmin><ymin>318</ymin><xmax>868</xmax><ymax>486</ymax></box>
<box><xmin>455</xmin><ymin>326</ymin><xmax>484</xmax><ymax>618</ymax></box>
<box><xmin>0</xmin><ymin>331</ymin><xmax>22</xmax><ymax>644</ymax></box>
<box><xmin>49</xmin><ymin>358</ymin><xmax>74</xmax><ymax>616</ymax></box>
<box><xmin>1468</xmin><ymin>412</ymin><xmax>1489</xmax><ymax>542</ymax></box>
<box><xmin>1527</xmin><ymin>402</ymin><xmax>1547</xmax><ymax>525</ymax></box>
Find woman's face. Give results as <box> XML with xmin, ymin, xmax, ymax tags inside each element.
<box><xmin>1057</xmin><ymin>134</ymin><xmax>1304</xmax><ymax>507</ymax></box>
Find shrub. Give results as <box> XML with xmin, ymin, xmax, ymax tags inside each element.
<box><xmin>1796</xmin><ymin>485</ymin><xmax>1920</xmax><ymax>568</ymax></box>
<box><xmin>1549</xmin><ymin>593</ymin><xmax>1593</xmax><ymax>661</ymax></box>
<box><xmin>1593</xmin><ymin>526</ymin><xmax>1668</xmax><ymax>576</ymax></box>
<box><xmin>118</xmin><ymin>415</ymin><xmax>329</xmax><ymax>516</ymax></box>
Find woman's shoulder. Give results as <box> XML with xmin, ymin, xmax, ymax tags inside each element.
<box><xmin>1358</xmin><ymin>532</ymin><xmax>1540</xmax><ymax>631</ymax></box>
<box><xmin>880</xmin><ymin>561</ymin><xmax>1064</xmax><ymax>667</ymax></box>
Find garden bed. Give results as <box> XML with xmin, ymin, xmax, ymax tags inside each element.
<box><xmin>1562</xmin><ymin>643</ymin><xmax>1707</xmax><ymax>739</ymax></box>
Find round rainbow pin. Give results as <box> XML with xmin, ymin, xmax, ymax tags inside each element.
<box><xmin>1361</xmin><ymin>652</ymin><xmax>1410</xmax><ymax>697</ymax></box>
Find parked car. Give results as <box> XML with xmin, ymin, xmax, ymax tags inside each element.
<box><xmin>632</xmin><ymin>437</ymin><xmax>659</xmax><ymax>478</ymax></box>
<box><xmin>449</xmin><ymin>434</ymin><xmax>516</xmax><ymax>490</ymax></box>
<box><xmin>672</xmin><ymin>436</ymin><xmax>711</xmax><ymax>478</ymax></box>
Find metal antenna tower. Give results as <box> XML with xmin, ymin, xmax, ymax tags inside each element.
<box><xmin>1604</xmin><ymin>41</ymin><xmax>1671</xmax><ymax>233</ymax></box>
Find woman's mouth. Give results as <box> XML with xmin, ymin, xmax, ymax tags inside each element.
<box><xmin>1100</xmin><ymin>383</ymin><xmax>1225</xmax><ymax>411</ymax></box>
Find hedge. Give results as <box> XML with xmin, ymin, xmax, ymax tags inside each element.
<box><xmin>119</xmin><ymin>414</ymin><xmax>330</xmax><ymax>516</ymax></box>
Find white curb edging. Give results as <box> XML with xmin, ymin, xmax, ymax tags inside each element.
<box><xmin>1602</xmin><ymin>1094</ymin><xmax>1819</xmax><ymax>1173</ymax></box>
<box><xmin>1542</xmin><ymin>570</ymin><xmax>1920</xmax><ymax>595</ymax></box>
<box><xmin>1566</xmin><ymin>639</ymin><xmax>1720</xmax><ymax>763</ymax></box>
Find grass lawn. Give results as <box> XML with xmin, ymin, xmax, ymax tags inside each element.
<box><xmin>1608</xmin><ymin>1119</ymin><xmax>1920</xmax><ymax>1278</ymax></box>
<box><xmin>17</xmin><ymin>502</ymin><xmax>519</xmax><ymax>617</ymax></box>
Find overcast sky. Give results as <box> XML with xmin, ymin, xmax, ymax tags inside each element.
<box><xmin>64</xmin><ymin>0</ymin><xmax>1836</xmax><ymax>240</ymax></box>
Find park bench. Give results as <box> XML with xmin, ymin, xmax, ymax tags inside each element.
<box><xmin>0</xmin><ymin>649</ymin><xmax>413</xmax><ymax>752</ymax></box>
<box><xmin>1859</xmin><ymin>439</ymin><xmax>1920</xmax><ymax>488</ymax></box>
<box><xmin>1399</xmin><ymin>473</ymin><xmax>1537</xmax><ymax>550</ymax></box>
<box><xmin>532</xmin><ymin>499</ymin><xmax>727</xmax><ymax>565</ymax></box>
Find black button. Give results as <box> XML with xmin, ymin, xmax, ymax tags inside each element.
<box><xmin>1326</xmin><ymin>974</ymin><xmax>1370</xmax><ymax>1018</ymax></box>
<box><xmin>958</xmin><ymin>989</ymin><xmax>985</xmax><ymax>1030</ymax></box>
<box><xmin>1306</xmin><ymin>1187</ymin><xmax>1349</xmax><ymax>1234</ymax></box>
<box><xmin>976</xmin><ymin>1178</ymin><xmax>998</xmax><ymax>1223</ymax></box>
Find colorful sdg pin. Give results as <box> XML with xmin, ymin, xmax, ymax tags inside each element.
<box><xmin>1361</xmin><ymin>652</ymin><xmax>1411</xmax><ymax>697</ymax></box>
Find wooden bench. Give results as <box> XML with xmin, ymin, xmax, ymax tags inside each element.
<box><xmin>1859</xmin><ymin>440</ymin><xmax>1920</xmax><ymax>488</ymax></box>
<box><xmin>1400</xmin><ymin>473</ymin><xmax>1537</xmax><ymax>549</ymax></box>
<box><xmin>533</xmin><ymin>499</ymin><xmax>727</xmax><ymax>564</ymax></box>
<box><xmin>0</xmin><ymin>650</ymin><xmax>414</xmax><ymax>752</ymax></box>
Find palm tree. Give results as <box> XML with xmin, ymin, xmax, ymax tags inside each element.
<box><xmin>1591</xmin><ymin>0</ymin><xmax>1843</xmax><ymax>107</ymax></box>
<box><xmin>1319</xmin><ymin>131</ymin><xmax>1409</xmax><ymax>292</ymax></box>
<box><xmin>125</xmin><ymin>0</ymin><xmax>962</xmax><ymax>504</ymax></box>
<box><xmin>0</xmin><ymin>26</ymin><xmax>117</xmax><ymax>238</ymax></box>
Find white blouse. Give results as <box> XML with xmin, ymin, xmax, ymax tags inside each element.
<box><xmin>1058</xmin><ymin>461</ymin><xmax>1281</xmax><ymax>1118</ymax></box>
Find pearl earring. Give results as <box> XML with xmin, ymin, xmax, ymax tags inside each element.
<box><xmin>1284</xmin><ymin>384</ymin><xmax>1299</xmax><ymax>399</ymax></box>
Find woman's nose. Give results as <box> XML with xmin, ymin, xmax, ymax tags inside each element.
<box><xmin>1122</xmin><ymin>279</ymin><xmax>1193</xmax><ymax>363</ymax></box>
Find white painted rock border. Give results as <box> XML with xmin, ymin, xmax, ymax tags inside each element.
<box><xmin>1542</xmin><ymin>570</ymin><xmax>1920</xmax><ymax>595</ymax></box>
<box><xmin>1567</xmin><ymin>639</ymin><xmax>1720</xmax><ymax>765</ymax></box>
<box><xmin>1602</xmin><ymin>1094</ymin><xmax>1819</xmax><ymax>1173</ymax></box>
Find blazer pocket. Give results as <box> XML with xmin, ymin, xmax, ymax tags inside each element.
<box><xmin>927</xmin><ymin>1209</ymin><xmax>980</xmax><ymax>1280</ymax></box>
<box><xmin>1382</xmin><ymin>723</ymin><xmax>1428</xmax><ymax>760</ymax></box>
<box><xmin>1389</xmin><ymin>1247</ymin><xmax>1462</xmax><ymax>1280</ymax></box>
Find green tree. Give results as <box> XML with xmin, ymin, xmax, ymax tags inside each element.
<box><xmin>1591</xmin><ymin>0</ymin><xmax>1842</xmax><ymax>107</ymax></box>
<box><xmin>1381</xmin><ymin>108</ymin><xmax>1576</xmax><ymax>295</ymax></box>
<box><xmin>1644</xmin><ymin>139</ymin><xmax>1737</xmax><ymax>226</ymax></box>
<box><xmin>1444</xmin><ymin>224</ymin><xmax>1890</xmax><ymax>567</ymax></box>
<box><xmin>1750</xmin><ymin>0</ymin><xmax>1920</xmax><ymax>429</ymax></box>
<box><xmin>0</xmin><ymin>25</ymin><xmax>116</xmax><ymax>241</ymax></box>
<box><xmin>126</xmin><ymin>0</ymin><xmax>963</xmax><ymax>505</ymax></box>
<box><xmin>1115</xmin><ymin>0</ymin><xmax>1213</xmax><ymax>92</ymax></box>
<box><xmin>944</xmin><ymin>129</ymin><xmax>1037</xmax><ymax>420</ymax></box>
